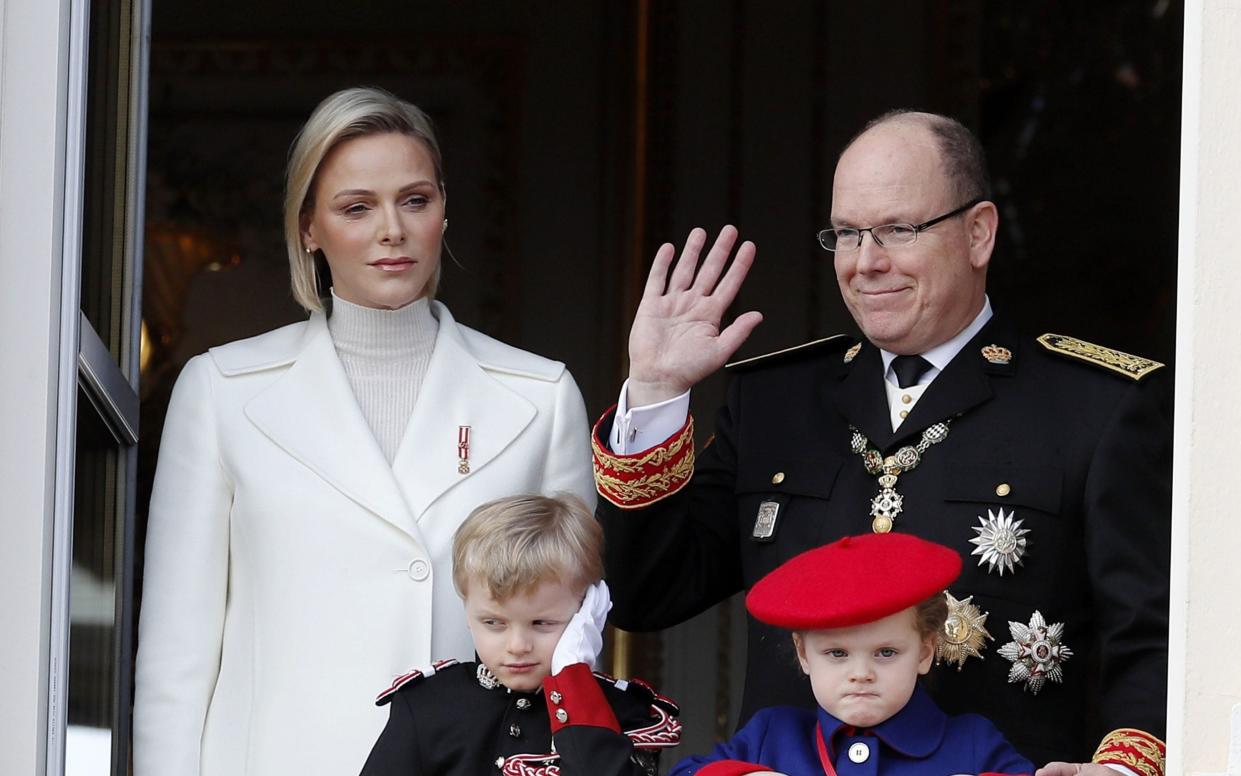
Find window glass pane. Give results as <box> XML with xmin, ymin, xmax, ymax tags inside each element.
<box><xmin>66</xmin><ymin>386</ymin><xmax>123</xmax><ymax>774</ymax></box>
<box><xmin>79</xmin><ymin>0</ymin><xmax>139</xmax><ymax>373</ymax></box>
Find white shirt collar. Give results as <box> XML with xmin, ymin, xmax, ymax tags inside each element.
<box><xmin>879</xmin><ymin>296</ymin><xmax>993</xmax><ymax>385</ymax></box>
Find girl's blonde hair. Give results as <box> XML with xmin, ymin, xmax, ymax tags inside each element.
<box><xmin>283</xmin><ymin>86</ymin><xmax>446</xmax><ymax>312</ymax></box>
<box><xmin>452</xmin><ymin>494</ymin><xmax>604</xmax><ymax>602</ymax></box>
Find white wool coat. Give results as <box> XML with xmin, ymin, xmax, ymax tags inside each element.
<box><xmin>133</xmin><ymin>302</ymin><xmax>595</xmax><ymax>776</ymax></box>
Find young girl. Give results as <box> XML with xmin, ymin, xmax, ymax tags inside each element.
<box><xmin>672</xmin><ymin>532</ymin><xmax>1034</xmax><ymax>776</ymax></box>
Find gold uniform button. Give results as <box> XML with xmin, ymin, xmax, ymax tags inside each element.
<box><xmin>901</xmin><ymin>394</ymin><xmax>913</xmax><ymax>405</ymax></box>
<box><xmin>771</xmin><ymin>472</ymin><xmax>785</xmax><ymax>485</ymax></box>
<box><xmin>899</xmin><ymin>410</ymin><xmax>909</xmax><ymax>419</ymax></box>
<box><xmin>995</xmin><ymin>483</ymin><xmax>1011</xmax><ymax>497</ymax></box>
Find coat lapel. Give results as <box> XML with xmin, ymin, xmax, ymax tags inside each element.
<box><xmin>833</xmin><ymin>343</ymin><xmax>895</xmax><ymax>450</ymax></box>
<box><xmin>244</xmin><ymin>313</ymin><xmax>422</xmax><ymax>540</ymax></box>
<box><xmin>833</xmin><ymin>317</ymin><xmax>1016</xmax><ymax>452</ymax></box>
<box><xmin>390</xmin><ymin>304</ymin><xmax>536</xmax><ymax>520</ymax></box>
<box><xmin>890</xmin><ymin>318</ymin><xmax>1010</xmax><ymax>448</ymax></box>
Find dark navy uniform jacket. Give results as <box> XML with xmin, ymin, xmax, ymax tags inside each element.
<box><xmin>599</xmin><ymin>315</ymin><xmax>1171</xmax><ymax>766</ymax></box>
<box><xmin>359</xmin><ymin>660</ymin><xmax>680</xmax><ymax>775</ymax></box>
<box><xmin>671</xmin><ymin>685</ymin><xmax>1034</xmax><ymax>776</ymax></box>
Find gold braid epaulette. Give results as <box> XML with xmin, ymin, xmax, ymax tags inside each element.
<box><xmin>592</xmin><ymin>408</ymin><xmax>695</xmax><ymax>510</ymax></box>
<box><xmin>1037</xmin><ymin>334</ymin><xmax>1164</xmax><ymax>380</ymax></box>
<box><xmin>1092</xmin><ymin>728</ymin><xmax>1166</xmax><ymax>776</ymax></box>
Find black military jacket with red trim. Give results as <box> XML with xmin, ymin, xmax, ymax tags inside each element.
<box><xmin>596</xmin><ymin>314</ymin><xmax>1171</xmax><ymax>771</ymax></box>
<box><xmin>359</xmin><ymin>660</ymin><xmax>681</xmax><ymax>776</ymax></box>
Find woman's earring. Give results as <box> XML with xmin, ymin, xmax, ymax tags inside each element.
<box><xmin>304</xmin><ymin>245</ymin><xmax>313</xmax><ymax>255</ymax></box>
<box><xmin>442</xmin><ymin>218</ymin><xmax>448</xmax><ymax>233</ymax></box>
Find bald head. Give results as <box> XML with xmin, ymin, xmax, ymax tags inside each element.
<box><xmin>840</xmin><ymin>110</ymin><xmax>991</xmax><ymax>205</ymax></box>
<box><xmin>829</xmin><ymin>112</ymin><xmax>998</xmax><ymax>355</ymax></box>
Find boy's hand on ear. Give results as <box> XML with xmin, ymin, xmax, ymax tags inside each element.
<box><xmin>551</xmin><ymin>580</ymin><xmax>612</xmax><ymax>673</ymax></box>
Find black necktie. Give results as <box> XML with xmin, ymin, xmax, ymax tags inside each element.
<box><xmin>891</xmin><ymin>355</ymin><xmax>932</xmax><ymax>389</ymax></box>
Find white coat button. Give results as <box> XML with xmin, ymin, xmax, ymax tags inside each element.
<box><xmin>408</xmin><ymin>559</ymin><xmax>430</xmax><ymax>581</ymax></box>
<box><xmin>848</xmin><ymin>742</ymin><xmax>870</xmax><ymax>763</ymax></box>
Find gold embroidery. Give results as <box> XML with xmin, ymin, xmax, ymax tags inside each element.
<box><xmin>591</xmin><ymin>418</ymin><xmax>694</xmax><ymax>474</ymax></box>
<box><xmin>980</xmin><ymin>344</ymin><xmax>1013</xmax><ymax>364</ymax></box>
<box><xmin>592</xmin><ymin>416</ymin><xmax>696</xmax><ymax>508</ymax></box>
<box><xmin>724</xmin><ymin>335</ymin><xmax>852</xmax><ymax>370</ymax></box>
<box><xmin>1037</xmin><ymin>334</ymin><xmax>1164</xmax><ymax>380</ymax></box>
<box><xmin>594</xmin><ymin>449</ymin><xmax>696</xmax><ymax>509</ymax></box>
<box><xmin>1092</xmin><ymin>728</ymin><xmax>1166</xmax><ymax>776</ymax></box>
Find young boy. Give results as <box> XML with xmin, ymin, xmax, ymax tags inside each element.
<box><xmin>359</xmin><ymin>494</ymin><xmax>681</xmax><ymax>775</ymax></box>
<box><xmin>671</xmin><ymin>532</ymin><xmax>1034</xmax><ymax>776</ymax></box>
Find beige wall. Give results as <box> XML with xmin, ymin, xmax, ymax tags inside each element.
<box><xmin>0</xmin><ymin>0</ymin><xmax>72</xmax><ymax>772</ymax></box>
<box><xmin>1171</xmin><ymin>1</ymin><xmax>1241</xmax><ymax>773</ymax></box>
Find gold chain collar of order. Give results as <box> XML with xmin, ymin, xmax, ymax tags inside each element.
<box><xmin>849</xmin><ymin>420</ymin><xmax>952</xmax><ymax>533</ymax></box>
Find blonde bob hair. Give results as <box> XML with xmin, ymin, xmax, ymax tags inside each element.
<box><xmin>284</xmin><ymin>86</ymin><xmax>446</xmax><ymax>313</ymax></box>
<box><xmin>452</xmin><ymin>494</ymin><xmax>604</xmax><ymax>603</ymax></box>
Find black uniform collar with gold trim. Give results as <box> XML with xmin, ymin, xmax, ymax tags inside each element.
<box><xmin>834</xmin><ymin>315</ymin><xmax>1020</xmax><ymax>452</ymax></box>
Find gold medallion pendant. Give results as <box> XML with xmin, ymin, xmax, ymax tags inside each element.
<box><xmin>936</xmin><ymin>591</ymin><xmax>993</xmax><ymax>670</ymax></box>
<box><xmin>850</xmin><ymin>421</ymin><xmax>951</xmax><ymax>533</ymax></box>
<box><xmin>997</xmin><ymin>610</ymin><xmax>1073</xmax><ymax>694</ymax></box>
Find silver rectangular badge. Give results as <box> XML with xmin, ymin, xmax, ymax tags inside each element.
<box><xmin>752</xmin><ymin>500</ymin><xmax>781</xmax><ymax>540</ymax></box>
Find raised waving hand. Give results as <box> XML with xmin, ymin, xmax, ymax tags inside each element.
<box><xmin>626</xmin><ymin>226</ymin><xmax>763</xmax><ymax>407</ymax></box>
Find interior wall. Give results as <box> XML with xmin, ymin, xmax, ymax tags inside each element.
<box><xmin>139</xmin><ymin>0</ymin><xmax>1183</xmax><ymax>768</ymax></box>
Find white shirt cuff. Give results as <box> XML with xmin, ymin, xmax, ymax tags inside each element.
<box><xmin>1105</xmin><ymin>764</ymin><xmax>1139</xmax><ymax>776</ymax></box>
<box><xmin>610</xmin><ymin>380</ymin><xmax>691</xmax><ymax>454</ymax></box>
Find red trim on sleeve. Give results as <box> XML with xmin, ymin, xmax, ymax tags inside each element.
<box><xmin>696</xmin><ymin>762</ymin><xmax>773</xmax><ymax>776</ymax></box>
<box><xmin>542</xmin><ymin>663</ymin><xmax>621</xmax><ymax>734</ymax></box>
<box><xmin>591</xmin><ymin>406</ymin><xmax>695</xmax><ymax>509</ymax></box>
<box><xmin>1093</xmin><ymin>728</ymin><xmax>1165</xmax><ymax>776</ymax></box>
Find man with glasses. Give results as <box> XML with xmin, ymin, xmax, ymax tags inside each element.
<box><xmin>592</xmin><ymin>111</ymin><xmax>1169</xmax><ymax>776</ymax></box>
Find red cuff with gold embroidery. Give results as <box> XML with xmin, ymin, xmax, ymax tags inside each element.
<box><xmin>696</xmin><ymin>761</ymin><xmax>772</xmax><ymax>776</ymax></box>
<box><xmin>1093</xmin><ymin>728</ymin><xmax>1166</xmax><ymax>776</ymax></box>
<box><xmin>592</xmin><ymin>405</ymin><xmax>695</xmax><ymax>509</ymax></box>
<box><xmin>543</xmin><ymin>662</ymin><xmax>620</xmax><ymax>734</ymax></box>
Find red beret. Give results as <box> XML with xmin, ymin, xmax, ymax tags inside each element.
<box><xmin>745</xmin><ymin>533</ymin><xmax>962</xmax><ymax>630</ymax></box>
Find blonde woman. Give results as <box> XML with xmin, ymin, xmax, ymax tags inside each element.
<box><xmin>133</xmin><ymin>87</ymin><xmax>595</xmax><ymax>776</ymax></box>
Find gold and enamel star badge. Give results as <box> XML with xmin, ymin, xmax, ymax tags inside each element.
<box><xmin>997</xmin><ymin>610</ymin><xmax>1072</xmax><ymax>694</ymax></box>
<box><xmin>969</xmin><ymin>508</ymin><xmax>1030</xmax><ymax>576</ymax></box>
<box><xmin>936</xmin><ymin>591</ymin><xmax>993</xmax><ymax>670</ymax></box>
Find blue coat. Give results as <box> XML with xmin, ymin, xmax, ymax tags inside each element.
<box><xmin>672</xmin><ymin>686</ymin><xmax>1033</xmax><ymax>775</ymax></box>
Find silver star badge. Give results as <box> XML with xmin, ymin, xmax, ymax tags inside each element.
<box><xmin>969</xmin><ymin>508</ymin><xmax>1030</xmax><ymax>576</ymax></box>
<box><xmin>997</xmin><ymin>610</ymin><xmax>1072</xmax><ymax>694</ymax></box>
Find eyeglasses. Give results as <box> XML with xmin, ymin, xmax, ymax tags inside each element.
<box><xmin>817</xmin><ymin>198</ymin><xmax>983</xmax><ymax>252</ymax></box>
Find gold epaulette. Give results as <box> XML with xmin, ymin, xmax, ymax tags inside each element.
<box><xmin>1037</xmin><ymin>333</ymin><xmax>1164</xmax><ymax>380</ymax></box>
<box><xmin>725</xmin><ymin>334</ymin><xmax>854</xmax><ymax>371</ymax></box>
<box><xmin>1093</xmin><ymin>728</ymin><xmax>1166</xmax><ymax>776</ymax></box>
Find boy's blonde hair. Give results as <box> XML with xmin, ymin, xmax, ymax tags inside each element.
<box><xmin>452</xmin><ymin>494</ymin><xmax>603</xmax><ymax>602</ymax></box>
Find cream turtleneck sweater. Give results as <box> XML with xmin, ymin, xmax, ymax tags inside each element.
<box><xmin>327</xmin><ymin>289</ymin><xmax>438</xmax><ymax>464</ymax></box>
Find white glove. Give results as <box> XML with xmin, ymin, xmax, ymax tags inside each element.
<box><xmin>551</xmin><ymin>580</ymin><xmax>612</xmax><ymax>673</ymax></box>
